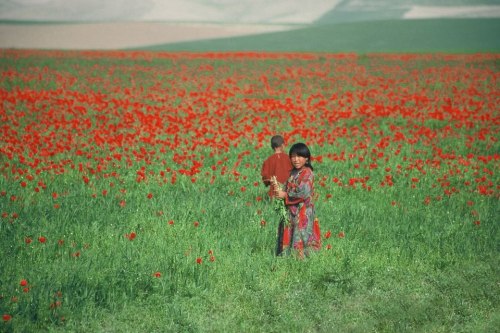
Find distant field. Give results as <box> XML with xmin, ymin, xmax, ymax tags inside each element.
<box><xmin>141</xmin><ymin>18</ymin><xmax>500</xmax><ymax>53</ymax></box>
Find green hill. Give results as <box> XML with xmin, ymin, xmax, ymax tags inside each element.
<box><xmin>140</xmin><ymin>18</ymin><xmax>500</xmax><ymax>53</ymax></box>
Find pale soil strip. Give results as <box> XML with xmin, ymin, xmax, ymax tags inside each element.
<box><xmin>0</xmin><ymin>22</ymin><xmax>295</xmax><ymax>50</ymax></box>
<box><xmin>404</xmin><ymin>5</ymin><xmax>500</xmax><ymax>19</ymax></box>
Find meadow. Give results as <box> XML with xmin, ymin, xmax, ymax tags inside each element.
<box><xmin>0</xmin><ymin>50</ymin><xmax>499</xmax><ymax>332</ymax></box>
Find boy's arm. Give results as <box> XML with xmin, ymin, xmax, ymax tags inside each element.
<box><xmin>261</xmin><ymin>159</ymin><xmax>271</xmax><ymax>186</ymax></box>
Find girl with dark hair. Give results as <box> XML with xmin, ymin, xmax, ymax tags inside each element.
<box><xmin>274</xmin><ymin>142</ymin><xmax>321</xmax><ymax>258</ymax></box>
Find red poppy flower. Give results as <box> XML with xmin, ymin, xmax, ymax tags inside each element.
<box><xmin>125</xmin><ymin>232</ymin><xmax>136</xmax><ymax>241</ymax></box>
<box><xmin>2</xmin><ymin>314</ymin><xmax>11</xmax><ymax>322</ymax></box>
<box><xmin>153</xmin><ymin>272</ymin><xmax>161</xmax><ymax>278</ymax></box>
<box><xmin>196</xmin><ymin>257</ymin><xmax>203</xmax><ymax>264</ymax></box>
<box><xmin>38</xmin><ymin>236</ymin><xmax>46</xmax><ymax>243</ymax></box>
<box><xmin>338</xmin><ymin>231</ymin><xmax>345</xmax><ymax>238</ymax></box>
<box><xmin>324</xmin><ymin>231</ymin><xmax>332</xmax><ymax>239</ymax></box>
<box><xmin>20</xmin><ymin>279</ymin><xmax>28</xmax><ymax>287</ymax></box>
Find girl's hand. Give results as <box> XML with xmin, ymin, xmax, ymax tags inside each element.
<box><xmin>275</xmin><ymin>190</ymin><xmax>286</xmax><ymax>199</ymax></box>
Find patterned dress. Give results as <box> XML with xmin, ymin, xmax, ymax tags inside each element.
<box><xmin>279</xmin><ymin>166</ymin><xmax>321</xmax><ymax>257</ymax></box>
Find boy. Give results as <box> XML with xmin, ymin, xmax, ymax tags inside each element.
<box><xmin>261</xmin><ymin>135</ymin><xmax>292</xmax><ymax>198</ymax></box>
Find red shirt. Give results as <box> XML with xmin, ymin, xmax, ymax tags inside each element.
<box><xmin>261</xmin><ymin>152</ymin><xmax>293</xmax><ymax>197</ymax></box>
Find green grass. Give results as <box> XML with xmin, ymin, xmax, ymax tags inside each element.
<box><xmin>0</xmin><ymin>52</ymin><xmax>498</xmax><ymax>332</ymax></box>
<box><xmin>2</xmin><ymin>173</ymin><xmax>498</xmax><ymax>332</ymax></box>
<box><xmin>140</xmin><ymin>18</ymin><xmax>500</xmax><ymax>53</ymax></box>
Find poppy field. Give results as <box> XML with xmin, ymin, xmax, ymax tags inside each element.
<box><xmin>0</xmin><ymin>50</ymin><xmax>499</xmax><ymax>332</ymax></box>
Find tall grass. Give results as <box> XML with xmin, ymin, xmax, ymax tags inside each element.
<box><xmin>0</xmin><ymin>51</ymin><xmax>498</xmax><ymax>332</ymax></box>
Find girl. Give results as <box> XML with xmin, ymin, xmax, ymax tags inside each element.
<box><xmin>274</xmin><ymin>142</ymin><xmax>321</xmax><ymax>258</ymax></box>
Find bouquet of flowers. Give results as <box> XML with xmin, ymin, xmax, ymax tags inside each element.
<box><xmin>270</xmin><ymin>176</ymin><xmax>288</xmax><ymax>224</ymax></box>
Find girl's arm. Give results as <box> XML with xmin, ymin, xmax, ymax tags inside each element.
<box><xmin>276</xmin><ymin>170</ymin><xmax>314</xmax><ymax>205</ymax></box>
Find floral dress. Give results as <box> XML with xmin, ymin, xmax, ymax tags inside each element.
<box><xmin>279</xmin><ymin>167</ymin><xmax>321</xmax><ymax>257</ymax></box>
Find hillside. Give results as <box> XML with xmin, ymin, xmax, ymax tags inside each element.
<box><xmin>141</xmin><ymin>18</ymin><xmax>500</xmax><ymax>53</ymax></box>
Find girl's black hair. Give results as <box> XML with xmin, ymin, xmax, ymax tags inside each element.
<box><xmin>289</xmin><ymin>142</ymin><xmax>313</xmax><ymax>171</ymax></box>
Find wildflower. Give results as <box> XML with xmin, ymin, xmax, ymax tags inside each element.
<box><xmin>20</xmin><ymin>279</ymin><xmax>28</xmax><ymax>287</ymax></box>
<box><xmin>324</xmin><ymin>231</ymin><xmax>332</xmax><ymax>239</ymax></box>
<box><xmin>50</xmin><ymin>301</ymin><xmax>62</xmax><ymax>309</ymax></box>
<box><xmin>260</xmin><ymin>220</ymin><xmax>266</xmax><ymax>227</ymax></box>
<box><xmin>2</xmin><ymin>314</ymin><xmax>11</xmax><ymax>322</ymax></box>
<box><xmin>193</xmin><ymin>221</ymin><xmax>199</xmax><ymax>227</ymax></box>
<box><xmin>338</xmin><ymin>231</ymin><xmax>345</xmax><ymax>238</ymax></box>
<box><xmin>147</xmin><ymin>193</ymin><xmax>153</xmax><ymax>199</ymax></box>
<box><xmin>125</xmin><ymin>232</ymin><xmax>136</xmax><ymax>241</ymax></box>
<box><xmin>38</xmin><ymin>236</ymin><xmax>46</xmax><ymax>243</ymax></box>
<box><xmin>196</xmin><ymin>257</ymin><xmax>203</xmax><ymax>264</ymax></box>
<box><xmin>153</xmin><ymin>272</ymin><xmax>161</xmax><ymax>278</ymax></box>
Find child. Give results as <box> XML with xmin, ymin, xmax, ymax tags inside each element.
<box><xmin>274</xmin><ymin>142</ymin><xmax>321</xmax><ymax>258</ymax></box>
<box><xmin>261</xmin><ymin>135</ymin><xmax>292</xmax><ymax>198</ymax></box>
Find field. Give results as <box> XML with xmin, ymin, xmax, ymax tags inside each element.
<box><xmin>0</xmin><ymin>50</ymin><xmax>499</xmax><ymax>332</ymax></box>
<box><xmin>143</xmin><ymin>18</ymin><xmax>500</xmax><ymax>53</ymax></box>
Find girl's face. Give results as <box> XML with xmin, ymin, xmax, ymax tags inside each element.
<box><xmin>290</xmin><ymin>153</ymin><xmax>307</xmax><ymax>170</ymax></box>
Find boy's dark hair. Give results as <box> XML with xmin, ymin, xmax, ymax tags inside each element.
<box><xmin>289</xmin><ymin>142</ymin><xmax>314</xmax><ymax>171</ymax></box>
<box><xmin>271</xmin><ymin>135</ymin><xmax>285</xmax><ymax>149</ymax></box>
